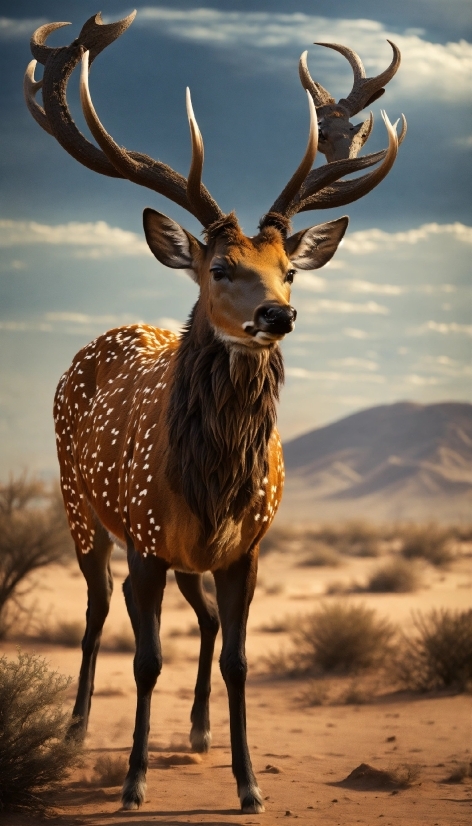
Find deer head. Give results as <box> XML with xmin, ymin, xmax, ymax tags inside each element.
<box><xmin>24</xmin><ymin>11</ymin><xmax>405</xmax><ymax>346</ymax></box>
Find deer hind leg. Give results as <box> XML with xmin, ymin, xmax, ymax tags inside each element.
<box><xmin>68</xmin><ymin>521</ymin><xmax>114</xmax><ymax>741</ymax></box>
<box><xmin>175</xmin><ymin>571</ymin><xmax>220</xmax><ymax>753</ymax></box>
<box><xmin>121</xmin><ymin>540</ymin><xmax>168</xmax><ymax>811</ymax></box>
<box><xmin>214</xmin><ymin>548</ymin><xmax>264</xmax><ymax>814</ymax></box>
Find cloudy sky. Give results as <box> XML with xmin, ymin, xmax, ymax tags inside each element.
<box><xmin>1</xmin><ymin>0</ymin><xmax>471</xmax><ymax>477</ymax></box>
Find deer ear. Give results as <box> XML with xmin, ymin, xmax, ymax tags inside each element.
<box><xmin>143</xmin><ymin>208</ymin><xmax>204</xmax><ymax>282</ymax></box>
<box><xmin>285</xmin><ymin>216</ymin><xmax>349</xmax><ymax>270</ymax></box>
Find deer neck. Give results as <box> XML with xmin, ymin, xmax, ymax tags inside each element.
<box><xmin>166</xmin><ymin>301</ymin><xmax>284</xmax><ymax>545</ymax></box>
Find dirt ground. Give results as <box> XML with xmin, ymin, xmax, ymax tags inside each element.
<box><xmin>2</xmin><ymin>543</ymin><xmax>472</xmax><ymax>825</ymax></box>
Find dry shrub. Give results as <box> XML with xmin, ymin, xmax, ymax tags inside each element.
<box><xmin>366</xmin><ymin>558</ymin><xmax>421</xmax><ymax>593</ymax></box>
<box><xmin>400</xmin><ymin>524</ymin><xmax>453</xmax><ymax>567</ymax></box>
<box><xmin>298</xmin><ymin>542</ymin><xmax>342</xmax><ymax>567</ymax></box>
<box><xmin>0</xmin><ymin>476</ymin><xmax>73</xmax><ymax>638</ymax></box>
<box><xmin>103</xmin><ymin>624</ymin><xmax>135</xmax><ymax>652</ymax></box>
<box><xmin>93</xmin><ymin>754</ymin><xmax>128</xmax><ymax>787</ymax></box>
<box><xmin>0</xmin><ymin>651</ymin><xmax>79</xmax><ymax>815</ymax></box>
<box><xmin>397</xmin><ymin>609</ymin><xmax>472</xmax><ymax>692</ymax></box>
<box><xmin>33</xmin><ymin>619</ymin><xmax>83</xmax><ymax>647</ymax></box>
<box><xmin>296</xmin><ymin>679</ymin><xmax>331</xmax><ymax>706</ymax></box>
<box><xmin>444</xmin><ymin>762</ymin><xmax>472</xmax><ymax>783</ymax></box>
<box><xmin>262</xmin><ymin>521</ymin><xmax>380</xmax><ymax>558</ymax></box>
<box><xmin>265</xmin><ymin>602</ymin><xmax>396</xmax><ymax>677</ymax></box>
<box><xmin>257</xmin><ymin>614</ymin><xmax>296</xmax><ymax>634</ymax></box>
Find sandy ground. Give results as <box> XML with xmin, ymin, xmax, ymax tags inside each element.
<box><xmin>2</xmin><ymin>543</ymin><xmax>472</xmax><ymax>825</ymax></box>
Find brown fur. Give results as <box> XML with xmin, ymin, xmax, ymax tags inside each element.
<box><xmin>167</xmin><ymin>304</ymin><xmax>284</xmax><ymax>548</ymax></box>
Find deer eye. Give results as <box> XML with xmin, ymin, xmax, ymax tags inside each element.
<box><xmin>210</xmin><ymin>266</ymin><xmax>226</xmax><ymax>281</ymax></box>
<box><xmin>285</xmin><ymin>269</ymin><xmax>296</xmax><ymax>285</ymax></box>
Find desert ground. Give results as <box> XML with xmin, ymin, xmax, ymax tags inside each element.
<box><xmin>2</xmin><ymin>531</ymin><xmax>472</xmax><ymax>826</ymax></box>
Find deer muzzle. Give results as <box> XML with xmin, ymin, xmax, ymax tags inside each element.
<box><xmin>253</xmin><ymin>303</ymin><xmax>297</xmax><ymax>335</ymax></box>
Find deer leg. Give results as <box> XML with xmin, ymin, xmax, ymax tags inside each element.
<box><xmin>175</xmin><ymin>571</ymin><xmax>220</xmax><ymax>752</ymax></box>
<box><xmin>213</xmin><ymin>548</ymin><xmax>264</xmax><ymax>814</ymax></box>
<box><xmin>121</xmin><ymin>542</ymin><xmax>167</xmax><ymax>811</ymax></box>
<box><xmin>68</xmin><ymin>522</ymin><xmax>114</xmax><ymax>740</ymax></box>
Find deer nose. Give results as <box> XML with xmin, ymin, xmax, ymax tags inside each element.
<box><xmin>254</xmin><ymin>303</ymin><xmax>297</xmax><ymax>334</ymax></box>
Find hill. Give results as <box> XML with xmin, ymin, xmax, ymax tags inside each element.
<box><xmin>278</xmin><ymin>402</ymin><xmax>472</xmax><ymax>524</ymax></box>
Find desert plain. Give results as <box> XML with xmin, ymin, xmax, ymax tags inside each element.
<box><xmin>2</xmin><ymin>525</ymin><xmax>471</xmax><ymax>826</ymax></box>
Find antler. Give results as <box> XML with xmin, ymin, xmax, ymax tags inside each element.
<box><xmin>24</xmin><ymin>13</ymin><xmax>223</xmax><ymax>227</ymax></box>
<box><xmin>299</xmin><ymin>41</ymin><xmax>405</xmax><ymax>162</ymax></box>
<box><xmin>265</xmin><ymin>109</ymin><xmax>401</xmax><ymax>222</ymax></box>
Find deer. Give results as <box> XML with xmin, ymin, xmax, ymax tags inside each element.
<box><xmin>24</xmin><ymin>11</ymin><xmax>405</xmax><ymax>814</ymax></box>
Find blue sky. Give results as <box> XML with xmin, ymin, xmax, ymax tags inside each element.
<box><xmin>0</xmin><ymin>1</ymin><xmax>471</xmax><ymax>477</ymax></box>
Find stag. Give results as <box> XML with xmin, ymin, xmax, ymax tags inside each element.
<box><xmin>24</xmin><ymin>12</ymin><xmax>405</xmax><ymax>813</ymax></box>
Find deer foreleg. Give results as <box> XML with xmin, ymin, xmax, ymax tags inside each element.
<box><xmin>175</xmin><ymin>571</ymin><xmax>220</xmax><ymax>752</ymax></box>
<box><xmin>121</xmin><ymin>544</ymin><xmax>167</xmax><ymax>811</ymax></box>
<box><xmin>214</xmin><ymin>548</ymin><xmax>264</xmax><ymax>814</ymax></box>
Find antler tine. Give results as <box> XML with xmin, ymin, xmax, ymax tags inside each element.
<box><xmin>186</xmin><ymin>89</ymin><xmax>224</xmax><ymax>226</ymax></box>
<box><xmin>30</xmin><ymin>21</ymin><xmax>71</xmax><ymax>64</ymax></box>
<box><xmin>299</xmin><ymin>50</ymin><xmax>334</xmax><ymax>108</ymax></box>
<box><xmin>23</xmin><ymin>60</ymin><xmax>53</xmax><ymax>136</ymax></box>
<box><xmin>296</xmin><ymin>110</ymin><xmax>399</xmax><ymax>213</ymax></box>
<box><xmin>324</xmin><ymin>39</ymin><xmax>402</xmax><ymax>117</ymax></box>
<box><xmin>269</xmin><ymin>91</ymin><xmax>318</xmax><ymax>216</ymax></box>
<box><xmin>80</xmin><ymin>51</ymin><xmax>222</xmax><ymax>225</ymax></box>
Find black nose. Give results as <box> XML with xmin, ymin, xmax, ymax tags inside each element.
<box><xmin>254</xmin><ymin>303</ymin><xmax>297</xmax><ymax>334</ymax></box>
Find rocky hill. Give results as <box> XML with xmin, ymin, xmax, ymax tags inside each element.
<box><xmin>278</xmin><ymin>402</ymin><xmax>472</xmax><ymax>524</ymax></box>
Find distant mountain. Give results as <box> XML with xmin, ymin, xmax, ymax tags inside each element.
<box><xmin>278</xmin><ymin>402</ymin><xmax>472</xmax><ymax>524</ymax></box>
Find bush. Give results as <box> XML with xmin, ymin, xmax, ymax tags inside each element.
<box><xmin>298</xmin><ymin>542</ymin><xmax>342</xmax><ymax>567</ymax></box>
<box><xmin>0</xmin><ymin>651</ymin><xmax>79</xmax><ymax>814</ymax></box>
<box><xmin>0</xmin><ymin>476</ymin><xmax>73</xmax><ymax>638</ymax></box>
<box><xmin>366</xmin><ymin>558</ymin><xmax>421</xmax><ymax>593</ymax></box>
<box><xmin>265</xmin><ymin>602</ymin><xmax>396</xmax><ymax>677</ymax></box>
<box><xmin>401</xmin><ymin>525</ymin><xmax>453</xmax><ymax>567</ymax></box>
<box><xmin>33</xmin><ymin>618</ymin><xmax>83</xmax><ymax>647</ymax></box>
<box><xmin>397</xmin><ymin>609</ymin><xmax>472</xmax><ymax>692</ymax></box>
<box><xmin>93</xmin><ymin>754</ymin><xmax>128</xmax><ymax>786</ymax></box>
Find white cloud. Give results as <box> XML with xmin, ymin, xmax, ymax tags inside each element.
<box><xmin>286</xmin><ymin>366</ymin><xmax>385</xmax><ymax>383</ymax></box>
<box><xmin>343</xmin><ymin>327</ymin><xmax>370</xmax><ymax>339</ymax></box>
<box><xmin>420</xmin><ymin>321</ymin><xmax>472</xmax><ymax>337</ymax></box>
<box><xmin>344</xmin><ymin>279</ymin><xmax>405</xmax><ymax>295</ymax></box>
<box><xmin>455</xmin><ymin>135</ymin><xmax>472</xmax><ymax>149</ymax></box>
<box><xmin>0</xmin><ymin>220</ymin><xmax>150</xmax><ymax>259</ymax></box>
<box><xmin>330</xmin><ymin>357</ymin><xmax>379</xmax><ymax>372</ymax></box>
<box><xmin>0</xmin><ymin>17</ymin><xmax>45</xmax><ymax>39</ymax></box>
<box><xmin>342</xmin><ymin>222</ymin><xmax>472</xmax><ymax>255</ymax></box>
<box><xmin>406</xmin><ymin>374</ymin><xmax>443</xmax><ymax>386</ymax></box>
<box><xmin>134</xmin><ymin>8</ymin><xmax>472</xmax><ymax>100</ymax></box>
<box><xmin>293</xmin><ymin>272</ymin><xmax>327</xmax><ymax>292</ymax></box>
<box><xmin>304</xmin><ymin>299</ymin><xmax>389</xmax><ymax>315</ymax></box>
<box><xmin>0</xmin><ymin>312</ymin><xmax>184</xmax><ymax>337</ymax></box>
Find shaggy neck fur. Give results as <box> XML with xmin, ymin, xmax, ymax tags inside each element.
<box><xmin>166</xmin><ymin>303</ymin><xmax>284</xmax><ymax>549</ymax></box>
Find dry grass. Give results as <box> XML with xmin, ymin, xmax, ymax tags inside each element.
<box><xmin>400</xmin><ymin>524</ymin><xmax>454</xmax><ymax>567</ymax></box>
<box><xmin>366</xmin><ymin>557</ymin><xmax>421</xmax><ymax>593</ymax></box>
<box><xmin>32</xmin><ymin>619</ymin><xmax>83</xmax><ymax>647</ymax></box>
<box><xmin>102</xmin><ymin>624</ymin><xmax>135</xmax><ymax>653</ymax></box>
<box><xmin>443</xmin><ymin>762</ymin><xmax>472</xmax><ymax>783</ymax></box>
<box><xmin>264</xmin><ymin>602</ymin><xmax>396</xmax><ymax>677</ymax></box>
<box><xmin>298</xmin><ymin>542</ymin><xmax>342</xmax><ymax>567</ymax></box>
<box><xmin>396</xmin><ymin>609</ymin><xmax>472</xmax><ymax>692</ymax></box>
<box><xmin>0</xmin><ymin>651</ymin><xmax>79</xmax><ymax>815</ymax></box>
<box><xmin>93</xmin><ymin>754</ymin><xmax>128</xmax><ymax>787</ymax></box>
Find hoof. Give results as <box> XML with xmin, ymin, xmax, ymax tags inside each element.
<box><xmin>240</xmin><ymin>786</ymin><xmax>265</xmax><ymax>814</ymax></box>
<box><xmin>190</xmin><ymin>727</ymin><xmax>212</xmax><ymax>753</ymax></box>
<box><xmin>121</xmin><ymin>799</ymin><xmax>140</xmax><ymax>811</ymax></box>
<box><xmin>121</xmin><ymin>775</ymin><xmax>146</xmax><ymax>810</ymax></box>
